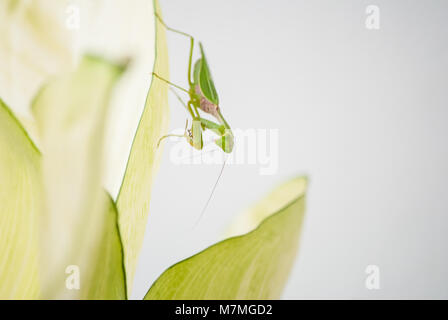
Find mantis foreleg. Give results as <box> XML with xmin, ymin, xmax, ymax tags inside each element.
<box><xmin>194</xmin><ymin>118</ymin><xmax>234</xmax><ymax>153</ymax></box>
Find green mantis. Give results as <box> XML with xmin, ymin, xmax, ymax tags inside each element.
<box><xmin>153</xmin><ymin>13</ymin><xmax>234</xmax><ymax>154</ymax></box>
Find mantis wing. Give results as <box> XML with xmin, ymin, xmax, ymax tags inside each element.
<box><xmin>193</xmin><ymin>59</ymin><xmax>202</xmax><ymax>86</ymax></box>
<box><xmin>194</xmin><ymin>43</ymin><xmax>219</xmax><ymax>105</ymax></box>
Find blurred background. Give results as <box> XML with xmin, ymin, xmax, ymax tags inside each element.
<box><xmin>132</xmin><ymin>0</ymin><xmax>448</xmax><ymax>299</ymax></box>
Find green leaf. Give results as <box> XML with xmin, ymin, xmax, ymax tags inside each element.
<box><xmin>196</xmin><ymin>43</ymin><xmax>219</xmax><ymax>105</ymax></box>
<box><xmin>116</xmin><ymin>0</ymin><xmax>170</xmax><ymax>294</ymax></box>
<box><xmin>32</xmin><ymin>55</ymin><xmax>127</xmax><ymax>299</ymax></box>
<box><xmin>0</xmin><ymin>99</ymin><xmax>41</xmax><ymax>299</ymax></box>
<box><xmin>0</xmin><ymin>56</ymin><xmax>127</xmax><ymax>299</ymax></box>
<box><xmin>145</xmin><ymin>177</ymin><xmax>308</xmax><ymax>300</ymax></box>
<box><xmin>83</xmin><ymin>192</ymin><xmax>127</xmax><ymax>300</ymax></box>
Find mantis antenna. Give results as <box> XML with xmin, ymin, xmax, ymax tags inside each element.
<box><xmin>194</xmin><ymin>157</ymin><xmax>228</xmax><ymax>227</ymax></box>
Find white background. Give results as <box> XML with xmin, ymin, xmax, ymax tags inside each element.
<box><xmin>132</xmin><ymin>0</ymin><xmax>448</xmax><ymax>299</ymax></box>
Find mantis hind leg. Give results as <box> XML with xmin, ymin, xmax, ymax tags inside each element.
<box><xmin>152</xmin><ymin>72</ymin><xmax>189</xmax><ymax>94</ymax></box>
<box><xmin>155</xmin><ymin>12</ymin><xmax>193</xmax><ymax>40</ymax></box>
<box><xmin>152</xmin><ymin>74</ymin><xmax>200</xmax><ymax>119</ymax></box>
<box><xmin>155</xmin><ymin>13</ymin><xmax>195</xmax><ymax>86</ymax></box>
<box><xmin>170</xmin><ymin>87</ymin><xmax>197</xmax><ymax>118</ymax></box>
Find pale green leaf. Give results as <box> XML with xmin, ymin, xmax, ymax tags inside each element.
<box><xmin>0</xmin><ymin>99</ymin><xmax>41</xmax><ymax>299</ymax></box>
<box><xmin>0</xmin><ymin>0</ymin><xmax>77</xmax><ymax>118</ymax></box>
<box><xmin>32</xmin><ymin>55</ymin><xmax>126</xmax><ymax>299</ymax></box>
<box><xmin>0</xmin><ymin>0</ymin><xmax>158</xmax><ymax>165</ymax></box>
<box><xmin>83</xmin><ymin>192</ymin><xmax>126</xmax><ymax>300</ymax></box>
<box><xmin>1</xmin><ymin>0</ymin><xmax>160</xmax><ymax>299</ymax></box>
<box><xmin>145</xmin><ymin>177</ymin><xmax>308</xmax><ymax>300</ymax></box>
<box><xmin>116</xmin><ymin>0</ymin><xmax>170</xmax><ymax>294</ymax></box>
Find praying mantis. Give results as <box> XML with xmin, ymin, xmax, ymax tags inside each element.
<box><xmin>153</xmin><ymin>13</ymin><xmax>234</xmax><ymax>154</ymax></box>
<box><xmin>153</xmin><ymin>13</ymin><xmax>234</xmax><ymax>223</ymax></box>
